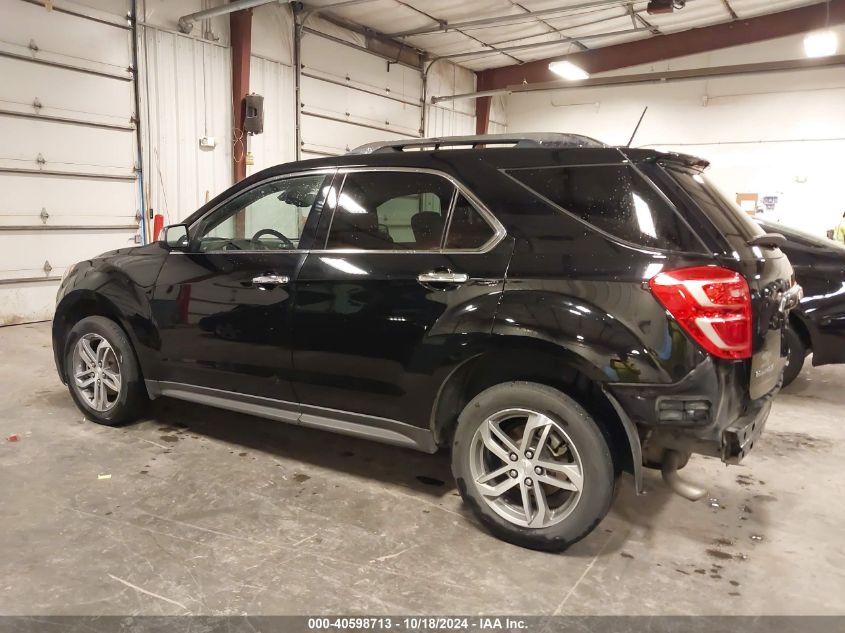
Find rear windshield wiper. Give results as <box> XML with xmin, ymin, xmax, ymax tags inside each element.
<box><xmin>748</xmin><ymin>233</ymin><xmax>787</xmax><ymax>248</ymax></box>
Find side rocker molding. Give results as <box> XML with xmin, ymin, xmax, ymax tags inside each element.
<box><xmin>601</xmin><ymin>387</ymin><xmax>645</xmax><ymax>495</ymax></box>
<box><xmin>145</xmin><ymin>380</ymin><xmax>438</xmax><ymax>453</ymax></box>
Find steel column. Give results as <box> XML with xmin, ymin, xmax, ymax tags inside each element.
<box><xmin>231</xmin><ymin>9</ymin><xmax>252</xmax><ymax>185</ymax></box>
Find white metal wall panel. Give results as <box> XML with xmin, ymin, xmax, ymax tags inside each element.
<box><xmin>0</xmin><ymin>173</ymin><xmax>137</xmax><ymax>228</ymax></box>
<box><xmin>138</xmin><ymin>26</ymin><xmax>232</xmax><ymax>225</ymax></box>
<box><xmin>247</xmin><ymin>56</ymin><xmax>296</xmax><ymax>175</ymax></box>
<box><xmin>424</xmin><ymin>105</ymin><xmax>475</xmax><ymax>137</ymax></box>
<box><xmin>300</xmin><ymin>31</ymin><xmax>422</xmax><ymax>156</ymax></box>
<box><xmin>0</xmin><ymin>0</ymin><xmax>139</xmax><ymax>325</ymax></box>
<box><xmin>489</xmin><ymin>94</ymin><xmax>508</xmax><ymax>135</ymax></box>
<box><xmin>424</xmin><ymin>60</ymin><xmax>476</xmax><ymax>137</ymax></box>
<box><xmin>0</xmin><ymin>116</ymin><xmax>135</xmax><ymax>177</ymax></box>
<box><xmin>0</xmin><ymin>56</ymin><xmax>133</xmax><ymax>128</ymax></box>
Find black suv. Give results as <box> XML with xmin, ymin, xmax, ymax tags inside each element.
<box><xmin>53</xmin><ymin>134</ymin><xmax>800</xmax><ymax>551</ymax></box>
<box><xmin>754</xmin><ymin>219</ymin><xmax>845</xmax><ymax>386</ymax></box>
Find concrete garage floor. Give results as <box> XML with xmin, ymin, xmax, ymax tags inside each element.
<box><xmin>1</xmin><ymin>322</ymin><xmax>843</xmax><ymax>616</ymax></box>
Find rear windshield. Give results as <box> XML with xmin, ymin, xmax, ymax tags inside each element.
<box><xmin>663</xmin><ymin>166</ymin><xmax>765</xmax><ymax>251</ymax></box>
<box><xmin>507</xmin><ymin>164</ymin><xmax>705</xmax><ymax>253</ymax></box>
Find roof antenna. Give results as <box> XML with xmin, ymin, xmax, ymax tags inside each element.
<box><xmin>626</xmin><ymin>106</ymin><xmax>648</xmax><ymax>148</ymax></box>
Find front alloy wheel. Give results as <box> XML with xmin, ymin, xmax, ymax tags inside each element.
<box><xmin>72</xmin><ymin>333</ymin><xmax>122</xmax><ymax>411</ymax></box>
<box><xmin>64</xmin><ymin>316</ymin><xmax>148</xmax><ymax>426</ymax></box>
<box><xmin>452</xmin><ymin>382</ymin><xmax>615</xmax><ymax>551</ymax></box>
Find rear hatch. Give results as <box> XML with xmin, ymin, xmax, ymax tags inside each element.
<box><xmin>651</xmin><ymin>163</ymin><xmax>797</xmax><ymax>399</ymax></box>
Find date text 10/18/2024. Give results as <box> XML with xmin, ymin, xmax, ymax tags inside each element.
<box><xmin>307</xmin><ymin>617</ymin><xmax>528</xmax><ymax>630</ymax></box>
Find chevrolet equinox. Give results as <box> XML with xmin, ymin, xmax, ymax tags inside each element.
<box><xmin>53</xmin><ymin>134</ymin><xmax>801</xmax><ymax>551</ymax></box>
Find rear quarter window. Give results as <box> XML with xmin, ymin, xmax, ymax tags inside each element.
<box><xmin>507</xmin><ymin>164</ymin><xmax>706</xmax><ymax>253</ymax></box>
<box><xmin>662</xmin><ymin>166</ymin><xmax>766</xmax><ymax>254</ymax></box>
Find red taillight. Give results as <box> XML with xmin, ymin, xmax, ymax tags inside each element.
<box><xmin>648</xmin><ymin>266</ymin><xmax>752</xmax><ymax>360</ymax></box>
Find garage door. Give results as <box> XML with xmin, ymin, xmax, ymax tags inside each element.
<box><xmin>299</xmin><ymin>29</ymin><xmax>423</xmax><ymax>159</ymax></box>
<box><xmin>0</xmin><ymin>0</ymin><xmax>139</xmax><ymax>325</ymax></box>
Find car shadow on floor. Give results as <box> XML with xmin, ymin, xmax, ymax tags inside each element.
<box><xmin>61</xmin><ymin>390</ymin><xmax>773</xmax><ymax>557</ymax></box>
<box><xmin>142</xmin><ymin>397</ymin><xmax>458</xmax><ymax>500</ymax></box>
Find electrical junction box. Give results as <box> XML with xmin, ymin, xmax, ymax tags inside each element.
<box><xmin>199</xmin><ymin>136</ymin><xmax>217</xmax><ymax>149</ymax></box>
<box><xmin>244</xmin><ymin>93</ymin><xmax>264</xmax><ymax>135</ymax></box>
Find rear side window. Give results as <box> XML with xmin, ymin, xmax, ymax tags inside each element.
<box><xmin>445</xmin><ymin>194</ymin><xmax>496</xmax><ymax>249</ymax></box>
<box><xmin>326</xmin><ymin>171</ymin><xmax>453</xmax><ymax>250</ymax></box>
<box><xmin>508</xmin><ymin>164</ymin><xmax>704</xmax><ymax>252</ymax></box>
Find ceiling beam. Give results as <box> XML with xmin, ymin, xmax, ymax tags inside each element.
<box><xmin>476</xmin><ymin>0</ymin><xmax>845</xmax><ymax>89</ymax></box>
<box><xmin>311</xmin><ymin>11</ymin><xmax>425</xmax><ymax>67</ymax></box>
<box><xmin>385</xmin><ymin>0</ymin><xmax>635</xmax><ymax>38</ymax></box>
<box><xmin>721</xmin><ymin>0</ymin><xmax>739</xmax><ymax>21</ymax></box>
<box><xmin>452</xmin><ymin>54</ymin><xmax>845</xmax><ymax>103</ymax></box>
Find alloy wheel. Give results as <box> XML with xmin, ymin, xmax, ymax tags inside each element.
<box><xmin>72</xmin><ymin>334</ymin><xmax>122</xmax><ymax>412</ymax></box>
<box><xmin>468</xmin><ymin>408</ymin><xmax>584</xmax><ymax>529</ymax></box>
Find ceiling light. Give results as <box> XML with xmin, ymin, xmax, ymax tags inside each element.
<box><xmin>548</xmin><ymin>61</ymin><xmax>590</xmax><ymax>81</ymax></box>
<box><xmin>804</xmin><ymin>30</ymin><xmax>838</xmax><ymax>58</ymax></box>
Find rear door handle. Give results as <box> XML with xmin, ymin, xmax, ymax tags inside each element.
<box><xmin>417</xmin><ymin>271</ymin><xmax>469</xmax><ymax>285</ymax></box>
<box><xmin>252</xmin><ymin>274</ymin><xmax>289</xmax><ymax>288</ymax></box>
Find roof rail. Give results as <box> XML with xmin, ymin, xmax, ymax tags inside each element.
<box><xmin>348</xmin><ymin>133</ymin><xmax>606</xmax><ymax>155</ymax></box>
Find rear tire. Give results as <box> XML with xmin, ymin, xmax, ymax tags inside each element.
<box><xmin>63</xmin><ymin>316</ymin><xmax>148</xmax><ymax>426</ymax></box>
<box><xmin>451</xmin><ymin>381</ymin><xmax>615</xmax><ymax>552</ymax></box>
<box><xmin>782</xmin><ymin>325</ymin><xmax>806</xmax><ymax>388</ymax></box>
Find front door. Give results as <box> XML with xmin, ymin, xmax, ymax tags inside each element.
<box><xmin>291</xmin><ymin>168</ymin><xmax>512</xmax><ymax>429</ymax></box>
<box><xmin>151</xmin><ymin>171</ymin><xmax>334</xmax><ymax>402</ymax></box>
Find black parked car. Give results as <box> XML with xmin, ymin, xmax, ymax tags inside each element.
<box><xmin>755</xmin><ymin>219</ymin><xmax>845</xmax><ymax>386</ymax></box>
<box><xmin>53</xmin><ymin>134</ymin><xmax>800</xmax><ymax>551</ymax></box>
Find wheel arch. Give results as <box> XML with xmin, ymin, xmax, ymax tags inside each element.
<box><xmin>789</xmin><ymin>311</ymin><xmax>812</xmax><ymax>352</ymax></box>
<box><xmin>430</xmin><ymin>336</ymin><xmax>642</xmax><ymax>490</ymax></box>
<box><xmin>52</xmin><ymin>290</ymin><xmax>146</xmax><ymax>387</ymax></box>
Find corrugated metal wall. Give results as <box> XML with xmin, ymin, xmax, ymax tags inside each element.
<box><xmin>246</xmin><ymin>55</ymin><xmax>296</xmax><ymax>174</ymax></box>
<box><xmin>137</xmin><ymin>25</ymin><xmax>233</xmax><ymax>225</ymax></box>
<box><xmin>425</xmin><ymin>61</ymin><xmax>476</xmax><ymax>137</ymax></box>
<box><xmin>489</xmin><ymin>94</ymin><xmax>508</xmax><ymax>134</ymax></box>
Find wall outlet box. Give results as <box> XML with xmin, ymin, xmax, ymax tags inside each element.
<box><xmin>199</xmin><ymin>136</ymin><xmax>217</xmax><ymax>149</ymax></box>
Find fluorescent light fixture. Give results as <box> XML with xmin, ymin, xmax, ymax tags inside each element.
<box><xmin>804</xmin><ymin>30</ymin><xmax>838</xmax><ymax>58</ymax></box>
<box><xmin>548</xmin><ymin>60</ymin><xmax>590</xmax><ymax>81</ymax></box>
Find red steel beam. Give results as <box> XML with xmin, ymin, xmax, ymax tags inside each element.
<box><xmin>475</xmin><ymin>72</ymin><xmax>494</xmax><ymax>134</ymax></box>
<box><xmin>474</xmin><ymin>0</ymin><xmax>845</xmax><ymax>131</ymax></box>
<box><xmin>231</xmin><ymin>9</ymin><xmax>252</xmax><ymax>184</ymax></box>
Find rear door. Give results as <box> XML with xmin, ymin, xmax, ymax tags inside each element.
<box><xmin>653</xmin><ymin>165</ymin><xmax>795</xmax><ymax>398</ymax></box>
<box><xmin>290</xmin><ymin>168</ymin><xmax>511</xmax><ymax>429</ymax></box>
<box><xmin>150</xmin><ymin>171</ymin><xmax>334</xmax><ymax>402</ymax></box>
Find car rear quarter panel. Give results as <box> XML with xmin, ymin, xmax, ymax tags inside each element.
<box><xmin>462</xmin><ymin>157</ymin><xmax>712</xmax><ymax>386</ymax></box>
<box><xmin>497</xmin><ymin>236</ymin><xmax>712</xmax><ymax>385</ymax></box>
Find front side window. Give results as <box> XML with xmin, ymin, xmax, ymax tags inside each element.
<box><xmin>325</xmin><ymin>171</ymin><xmax>455</xmax><ymax>250</ymax></box>
<box><xmin>197</xmin><ymin>174</ymin><xmax>330</xmax><ymax>252</ymax></box>
<box><xmin>508</xmin><ymin>164</ymin><xmax>704</xmax><ymax>252</ymax></box>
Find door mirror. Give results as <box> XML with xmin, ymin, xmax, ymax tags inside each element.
<box><xmin>161</xmin><ymin>224</ymin><xmax>189</xmax><ymax>249</ymax></box>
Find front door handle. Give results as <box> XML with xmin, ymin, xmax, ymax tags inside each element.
<box><xmin>252</xmin><ymin>274</ymin><xmax>289</xmax><ymax>288</ymax></box>
<box><xmin>417</xmin><ymin>271</ymin><xmax>469</xmax><ymax>285</ymax></box>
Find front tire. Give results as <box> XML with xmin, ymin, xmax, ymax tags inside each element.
<box><xmin>782</xmin><ymin>325</ymin><xmax>806</xmax><ymax>388</ymax></box>
<box><xmin>452</xmin><ymin>382</ymin><xmax>615</xmax><ymax>552</ymax></box>
<box><xmin>63</xmin><ymin>316</ymin><xmax>148</xmax><ymax>426</ymax></box>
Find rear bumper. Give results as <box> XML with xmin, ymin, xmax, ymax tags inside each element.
<box><xmin>608</xmin><ymin>356</ymin><xmax>779</xmax><ymax>463</ymax></box>
<box><xmin>722</xmin><ymin>399</ymin><xmax>771</xmax><ymax>464</ymax></box>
